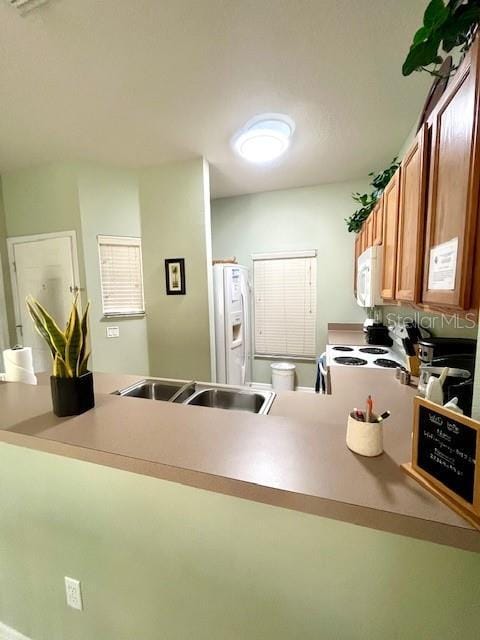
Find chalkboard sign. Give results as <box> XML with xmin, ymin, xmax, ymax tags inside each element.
<box><xmin>402</xmin><ymin>397</ymin><xmax>480</xmax><ymax>530</ymax></box>
<box><xmin>417</xmin><ymin>404</ymin><xmax>476</xmax><ymax>503</ymax></box>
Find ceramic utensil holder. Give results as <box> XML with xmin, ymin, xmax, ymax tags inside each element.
<box><xmin>346</xmin><ymin>412</ymin><xmax>383</xmax><ymax>457</ymax></box>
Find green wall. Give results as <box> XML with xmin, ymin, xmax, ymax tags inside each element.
<box><xmin>77</xmin><ymin>164</ymin><xmax>149</xmax><ymax>376</ymax></box>
<box><xmin>0</xmin><ymin>179</ymin><xmax>15</xmax><ymax>351</ymax></box>
<box><xmin>1</xmin><ymin>164</ymin><xmax>83</xmax><ymax>239</ymax></box>
<box><xmin>0</xmin><ymin>163</ymin><xmax>151</xmax><ymax>377</ymax></box>
<box><xmin>381</xmin><ymin>305</ymin><xmax>478</xmax><ymax>340</ymax></box>
<box><xmin>1</xmin><ymin>443</ymin><xmax>479</xmax><ymax>640</ymax></box>
<box><xmin>139</xmin><ymin>158</ymin><xmax>212</xmax><ymax>380</ymax></box>
<box><xmin>1</xmin><ymin>163</ymin><xmax>88</xmax><ymax>304</ymax></box>
<box><xmin>211</xmin><ymin>181</ymin><xmax>368</xmax><ymax>386</ymax></box>
<box><xmin>0</xmin><ymin>159</ymin><xmax>213</xmax><ymax>380</ymax></box>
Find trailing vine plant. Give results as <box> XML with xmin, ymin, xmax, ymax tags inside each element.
<box><xmin>345</xmin><ymin>158</ymin><xmax>400</xmax><ymax>233</ymax></box>
<box><xmin>402</xmin><ymin>0</ymin><xmax>480</xmax><ymax>78</ymax></box>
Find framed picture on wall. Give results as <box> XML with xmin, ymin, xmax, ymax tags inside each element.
<box><xmin>165</xmin><ymin>258</ymin><xmax>186</xmax><ymax>295</ymax></box>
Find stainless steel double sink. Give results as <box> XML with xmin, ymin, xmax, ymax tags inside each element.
<box><xmin>114</xmin><ymin>379</ymin><xmax>275</xmax><ymax>415</ymax></box>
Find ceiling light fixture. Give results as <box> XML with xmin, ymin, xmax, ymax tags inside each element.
<box><xmin>232</xmin><ymin>113</ymin><xmax>295</xmax><ymax>164</ymax></box>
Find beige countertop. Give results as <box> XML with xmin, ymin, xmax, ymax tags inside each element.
<box><xmin>1</xmin><ymin>370</ymin><xmax>479</xmax><ymax>552</ymax></box>
<box><xmin>327</xmin><ymin>323</ymin><xmax>366</xmax><ymax>346</ymax></box>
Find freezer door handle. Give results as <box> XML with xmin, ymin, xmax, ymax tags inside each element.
<box><xmin>240</xmin><ymin>289</ymin><xmax>247</xmax><ymax>385</ymax></box>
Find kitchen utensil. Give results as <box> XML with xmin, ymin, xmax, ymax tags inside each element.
<box><xmin>443</xmin><ymin>397</ymin><xmax>464</xmax><ymax>415</ymax></box>
<box><xmin>402</xmin><ymin>337</ymin><xmax>416</xmax><ymax>357</ymax></box>
<box><xmin>425</xmin><ymin>367</ymin><xmax>449</xmax><ymax>405</ymax></box>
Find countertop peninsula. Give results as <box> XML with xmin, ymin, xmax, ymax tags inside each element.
<box><xmin>1</xmin><ymin>368</ymin><xmax>479</xmax><ymax>553</ymax></box>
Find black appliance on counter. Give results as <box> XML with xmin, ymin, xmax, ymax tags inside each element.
<box><xmin>364</xmin><ymin>322</ymin><xmax>393</xmax><ymax>347</ymax></box>
<box><xmin>417</xmin><ymin>337</ymin><xmax>477</xmax><ymax>416</ymax></box>
<box><xmin>417</xmin><ymin>337</ymin><xmax>477</xmax><ymax>364</ymax></box>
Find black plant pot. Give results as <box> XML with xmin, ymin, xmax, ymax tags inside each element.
<box><xmin>50</xmin><ymin>371</ymin><xmax>95</xmax><ymax>417</ymax></box>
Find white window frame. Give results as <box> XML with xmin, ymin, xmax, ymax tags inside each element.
<box><xmin>252</xmin><ymin>249</ymin><xmax>317</xmax><ymax>361</ymax></box>
<box><xmin>97</xmin><ymin>235</ymin><xmax>145</xmax><ymax>318</ymax></box>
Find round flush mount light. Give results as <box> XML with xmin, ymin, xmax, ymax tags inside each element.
<box><xmin>232</xmin><ymin>113</ymin><xmax>295</xmax><ymax>164</ymax></box>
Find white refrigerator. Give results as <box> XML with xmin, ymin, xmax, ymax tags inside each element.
<box><xmin>213</xmin><ymin>264</ymin><xmax>251</xmax><ymax>385</ymax></box>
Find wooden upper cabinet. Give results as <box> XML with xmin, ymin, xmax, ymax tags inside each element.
<box><xmin>422</xmin><ymin>37</ymin><xmax>480</xmax><ymax>309</ymax></box>
<box><xmin>372</xmin><ymin>200</ymin><xmax>383</xmax><ymax>245</ymax></box>
<box><xmin>395</xmin><ymin>126</ymin><xmax>428</xmax><ymax>302</ymax></box>
<box><xmin>381</xmin><ymin>169</ymin><xmax>401</xmax><ymax>300</ymax></box>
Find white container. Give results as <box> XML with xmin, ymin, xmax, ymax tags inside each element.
<box><xmin>271</xmin><ymin>362</ymin><xmax>295</xmax><ymax>392</ymax></box>
<box><xmin>346</xmin><ymin>412</ymin><xmax>383</xmax><ymax>457</ymax></box>
<box><xmin>3</xmin><ymin>347</ymin><xmax>37</xmax><ymax>385</ymax></box>
<box><xmin>356</xmin><ymin>245</ymin><xmax>384</xmax><ymax>307</ymax></box>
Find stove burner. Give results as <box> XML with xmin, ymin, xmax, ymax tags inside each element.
<box><xmin>374</xmin><ymin>358</ymin><xmax>399</xmax><ymax>368</ymax></box>
<box><xmin>334</xmin><ymin>356</ymin><xmax>368</xmax><ymax>366</ymax></box>
<box><xmin>332</xmin><ymin>346</ymin><xmax>354</xmax><ymax>352</ymax></box>
<box><xmin>359</xmin><ymin>347</ymin><xmax>388</xmax><ymax>355</ymax></box>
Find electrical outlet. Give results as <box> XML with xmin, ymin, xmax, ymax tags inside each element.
<box><xmin>64</xmin><ymin>576</ymin><xmax>83</xmax><ymax>611</ymax></box>
<box><xmin>106</xmin><ymin>326</ymin><xmax>120</xmax><ymax>338</ymax></box>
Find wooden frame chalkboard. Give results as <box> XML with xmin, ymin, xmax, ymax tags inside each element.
<box><xmin>402</xmin><ymin>397</ymin><xmax>480</xmax><ymax>530</ymax></box>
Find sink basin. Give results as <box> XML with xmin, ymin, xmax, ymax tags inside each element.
<box><xmin>116</xmin><ymin>379</ymin><xmax>186</xmax><ymax>401</ymax></box>
<box><xmin>184</xmin><ymin>388</ymin><xmax>269</xmax><ymax>413</ymax></box>
<box><xmin>114</xmin><ymin>379</ymin><xmax>275</xmax><ymax>415</ymax></box>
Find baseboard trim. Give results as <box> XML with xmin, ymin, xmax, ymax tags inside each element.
<box><xmin>250</xmin><ymin>382</ymin><xmax>315</xmax><ymax>393</ymax></box>
<box><xmin>0</xmin><ymin>622</ymin><xmax>32</xmax><ymax>640</ymax></box>
<box><xmin>249</xmin><ymin>382</ymin><xmax>272</xmax><ymax>391</ymax></box>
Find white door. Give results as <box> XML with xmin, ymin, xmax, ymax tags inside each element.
<box><xmin>9</xmin><ymin>233</ymin><xmax>80</xmax><ymax>372</ymax></box>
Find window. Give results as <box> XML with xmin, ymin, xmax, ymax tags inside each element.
<box><xmin>98</xmin><ymin>235</ymin><xmax>145</xmax><ymax>316</ymax></box>
<box><xmin>253</xmin><ymin>250</ymin><xmax>317</xmax><ymax>358</ymax></box>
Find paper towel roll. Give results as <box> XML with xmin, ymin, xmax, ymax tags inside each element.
<box><xmin>3</xmin><ymin>347</ymin><xmax>38</xmax><ymax>385</ymax></box>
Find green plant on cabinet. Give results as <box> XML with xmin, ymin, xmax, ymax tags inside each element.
<box><xmin>402</xmin><ymin>0</ymin><xmax>480</xmax><ymax>77</ymax></box>
<box><xmin>345</xmin><ymin>158</ymin><xmax>400</xmax><ymax>233</ymax></box>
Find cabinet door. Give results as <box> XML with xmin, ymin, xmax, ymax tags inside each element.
<box><xmin>422</xmin><ymin>37</ymin><xmax>480</xmax><ymax>308</ymax></box>
<box><xmin>359</xmin><ymin>225</ymin><xmax>366</xmax><ymax>253</ymax></box>
<box><xmin>354</xmin><ymin>233</ymin><xmax>361</xmax><ymax>296</ymax></box>
<box><xmin>381</xmin><ymin>170</ymin><xmax>401</xmax><ymax>300</ymax></box>
<box><xmin>365</xmin><ymin>214</ymin><xmax>374</xmax><ymax>248</ymax></box>
<box><xmin>396</xmin><ymin>126</ymin><xmax>428</xmax><ymax>302</ymax></box>
<box><xmin>373</xmin><ymin>200</ymin><xmax>383</xmax><ymax>245</ymax></box>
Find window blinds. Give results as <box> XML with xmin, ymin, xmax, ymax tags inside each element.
<box><xmin>98</xmin><ymin>236</ymin><xmax>145</xmax><ymax>316</ymax></box>
<box><xmin>254</xmin><ymin>253</ymin><xmax>317</xmax><ymax>358</ymax></box>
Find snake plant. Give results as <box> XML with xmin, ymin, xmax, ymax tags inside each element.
<box><xmin>26</xmin><ymin>295</ymin><xmax>91</xmax><ymax>378</ymax></box>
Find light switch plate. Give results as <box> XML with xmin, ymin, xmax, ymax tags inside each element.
<box><xmin>65</xmin><ymin>576</ymin><xmax>83</xmax><ymax>610</ymax></box>
<box><xmin>106</xmin><ymin>326</ymin><xmax>120</xmax><ymax>338</ymax></box>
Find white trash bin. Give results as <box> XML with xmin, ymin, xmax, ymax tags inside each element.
<box><xmin>271</xmin><ymin>362</ymin><xmax>296</xmax><ymax>392</ymax></box>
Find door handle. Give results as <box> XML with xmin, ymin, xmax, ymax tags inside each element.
<box><xmin>240</xmin><ymin>289</ymin><xmax>247</xmax><ymax>385</ymax></box>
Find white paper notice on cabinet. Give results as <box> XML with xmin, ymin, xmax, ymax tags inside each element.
<box><xmin>428</xmin><ymin>237</ymin><xmax>458</xmax><ymax>291</ymax></box>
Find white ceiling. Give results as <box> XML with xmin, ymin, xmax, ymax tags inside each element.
<box><xmin>0</xmin><ymin>0</ymin><xmax>430</xmax><ymax>198</ymax></box>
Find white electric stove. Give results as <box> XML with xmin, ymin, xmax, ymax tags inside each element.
<box><xmin>326</xmin><ymin>344</ymin><xmax>404</xmax><ymax>369</ymax></box>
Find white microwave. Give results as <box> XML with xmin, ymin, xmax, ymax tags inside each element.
<box><xmin>356</xmin><ymin>245</ymin><xmax>384</xmax><ymax>307</ymax></box>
